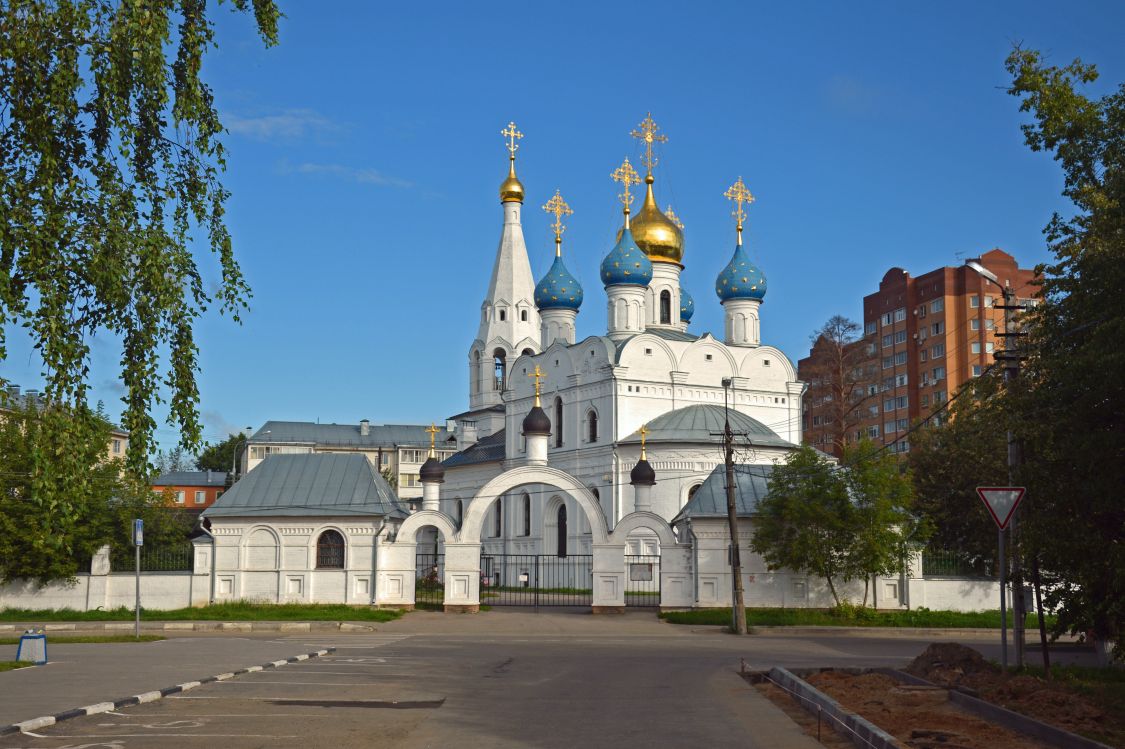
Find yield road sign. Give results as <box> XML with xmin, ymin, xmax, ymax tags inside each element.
<box><xmin>977</xmin><ymin>487</ymin><xmax>1026</xmax><ymax>530</ymax></box>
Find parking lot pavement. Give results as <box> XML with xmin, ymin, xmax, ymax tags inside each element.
<box><xmin>0</xmin><ymin>631</ymin><xmax>828</xmax><ymax>749</ymax></box>
<box><xmin>0</xmin><ymin>637</ymin><xmax>335</xmax><ymax>728</ymax></box>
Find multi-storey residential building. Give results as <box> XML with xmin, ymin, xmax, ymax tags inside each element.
<box><xmin>241</xmin><ymin>420</ymin><xmax>456</xmax><ymax>501</ymax></box>
<box><xmin>799</xmin><ymin>249</ymin><xmax>1037</xmax><ymax>456</ymax></box>
<box><xmin>152</xmin><ymin>470</ymin><xmax>228</xmax><ymax>512</ymax></box>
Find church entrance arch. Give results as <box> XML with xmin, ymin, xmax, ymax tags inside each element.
<box><xmin>442</xmin><ymin>465</ymin><xmax>619</xmax><ymax>612</ymax></box>
<box><xmin>388</xmin><ymin>511</ymin><xmax>459</xmax><ymax>609</ymax></box>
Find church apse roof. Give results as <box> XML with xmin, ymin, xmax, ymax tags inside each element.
<box><xmin>203</xmin><ymin>453</ymin><xmax>407</xmax><ymax>518</ymax></box>
<box><xmin>619</xmin><ymin>404</ymin><xmax>793</xmax><ymax>449</ymax></box>
<box><xmin>672</xmin><ymin>464</ymin><xmax>775</xmax><ymax>522</ymax></box>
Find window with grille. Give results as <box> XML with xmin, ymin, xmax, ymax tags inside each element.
<box><xmin>316</xmin><ymin>530</ymin><xmax>345</xmax><ymax>569</ymax></box>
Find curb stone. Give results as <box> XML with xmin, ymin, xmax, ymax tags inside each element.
<box><xmin>0</xmin><ymin>647</ymin><xmax>335</xmax><ymax>735</ymax></box>
<box><xmin>0</xmin><ymin>620</ymin><xmax>381</xmax><ymax>632</ymax></box>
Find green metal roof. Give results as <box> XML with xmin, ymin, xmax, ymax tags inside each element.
<box><xmin>203</xmin><ymin>453</ymin><xmax>407</xmax><ymax>518</ymax></box>
<box><xmin>619</xmin><ymin>404</ymin><xmax>794</xmax><ymax>448</ymax></box>
<box><xmin>672</xmin><ymin>464</ymin><xmax>776</xmax><ymax>522</ymax></box>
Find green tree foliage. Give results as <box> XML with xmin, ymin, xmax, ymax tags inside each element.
<box><xmin>194</xmin><ymin>432</ymin><xmax>246</xmax><ymax>472</ymax></box>
<box><xmin>908</xmin><ymin>373</ymin><xmax>1009</xmax><ymax>566</ymax></box>
<box><xmin>1003</xmin><ymin>48</ymin><xmax>1125</xmax><ymax>655</ymax></box>
<box><xmin>843</xmin><ymin>441</ymin><xmax>919</xmax><ymax>605</ymax></box>
<box><xmin>0</xmin><ymin>1</ymin><xmax>280</xmax><ymax>477</ymax></box>
<box><xmin>153</xmin><ymin>445</ymin><xmax>191</xmax><ymax>476</ymax></box>
<box><xmin>751</xmin><ymin>443</ymin><xmax>918</xmax><ymax>606</ymax></box>
<box><xmin>0</xmin><ymin>399</ymin><xmax>192</xmax><ymax>585</ymax></box>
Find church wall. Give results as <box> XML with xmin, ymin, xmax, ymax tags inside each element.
<box><xmin>208</xmin><ymin>516</ymin><xmax>385</xmax><ymax>605</ymax></box>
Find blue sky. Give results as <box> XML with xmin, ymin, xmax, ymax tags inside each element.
<box><xmin>4</xmin><ymin>1</ymin><xmax>1125</xmax><ymax>449</ymax></box>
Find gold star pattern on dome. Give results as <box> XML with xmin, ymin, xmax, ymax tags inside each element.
<box><xmin>542</xmin><ymin>190</ymin><xmax>573</xmax><ymax>257</ymax></box>
<box><xmin>665</xmin><ymin>205</ymin><xmax>684</xmax><ymax>230</ymax></box>
<box><xmin>501</xmin><ymin>121</ymin><xmax>523</xmax><ymax>157</ymax></box>
<box><xmin>630</xmin><ymin>112</ymin><xmax>668</xmax><ymax>175</ymax></box>
<box><xmin>724</xmin><ymin>176</ymin><xmax>755</xmax><ymax>245</ymax></box>
<box><xmin>611</xmin><ymin>157</ymin><xmax>641</xmax><ymax>225</ymax></box>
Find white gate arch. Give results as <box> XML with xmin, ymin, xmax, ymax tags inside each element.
<box><xmin>458</xmin><ymin>464</ymin><xmax>609</xmax><ymax>545</ymax></box>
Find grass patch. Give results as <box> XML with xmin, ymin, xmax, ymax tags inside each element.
<box><xmin>0</xmin><ymin>635</ymin><xmax>165</xmax><ymax>645</ymax></box>
<box><xmin>660</xmin><ymin>607</ymin><xmax>1056</xmax><ymax>629</ymax></box>
<box><xmin>0</xmin><ymin>602</ymin><xmax>403</xmax><ymax>623</ymax></box>
<box><xmin>0</xmin><ymin>661</ymin><xmax>33</xmax><ymax>672</ymax></box>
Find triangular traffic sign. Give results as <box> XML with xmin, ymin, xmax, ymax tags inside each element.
<box><xmin>976</xmin><ymin>487</ymin><xmax>1026</xmax><ymax>530</ymax></box>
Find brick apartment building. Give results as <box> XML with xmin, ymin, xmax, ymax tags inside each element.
<box><xmin>798</xmin><ymin>249</ymin><xmax>1037</xmax><ymax>457</ymax></box>
<box><xmin>152</xmin><ymin>470</ymin><xmax>229</xmax><ymax>512</ymax></box>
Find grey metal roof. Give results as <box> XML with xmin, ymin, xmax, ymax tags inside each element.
<box><xmin>672</xmin><ymin>464</ymin><xmax>776</xmax><ymax>522</ymax></box>
<box><xmin>619</xmin><ymin>404</ymin><xmax>794</xmax><ymax>448</ymax></box>
<box><xmin>153</xmin><ymin>471</ymin><xmax>228</xmax><ymax>487</ymax></box>
<box><xmin>442</xmin><ymin>429</ymin><xmax>506</xmax><ymax>468</ymax></box>
<box><xmin>249</xmin><ymin>420</ymin><xmax>453</xmax><ymax>448</ymax></box>
<box><xmin>202</xmin><ymin>453</ymin><xmax>407</xmax><ymax>518</ymax></box>
<box><xmin>446</xmin><ymin>404</ymin><xmax>504</xmax><ymax>422</ymax></box>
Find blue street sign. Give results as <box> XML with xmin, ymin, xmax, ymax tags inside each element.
<box><xmin>133</xmin><ymin>518</ymin><xmax>144</xmax><ymax>547</ymax></box>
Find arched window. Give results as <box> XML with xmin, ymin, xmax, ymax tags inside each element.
<box><xmin>554</xmin><ymin>396</ymin><xmax>563</xmax><ymax>448</ymax></box>
<box><xmin>495</xmin><ymin>499</ymin><xmax>503</xmax><ymax>537</ymax></box>
<box><xmin>316</xmin><ymin>530</ymin><xmax>345</xmax><ymax>569</ymax></box>
<box><xmin>686</xmin><ymin>483</ymin><xmax>703</xmax><ymax>509</ymax></box>
<box><xmin>493</xmin><ymin>349</ymin><xmax>506</xmax><ymax>391</ymax></box>
<box><xmin>521</xmin><ymin>348</ymin><xmax>534</xmax><ymax>356</ymax></box>
<box><xmin>499</xmin><ymin>309</ymin><xmax>507</xmax><ymax>321</ymax></box>
<box><xmin>455</xmin><ymin>499</ymin><xmax>463</xmax><ymax>524</ymax></box>
<box><xmin>522</xmin><ymin>493</ymin><xmax>531</xmax><ymax>536</ymax></box>
<box><xmin>587</xmin><ymin>410</ymin><xmax>598</xmax><ymax>443</ymax></box>
<box><xmin>557</xmin><ymin>505</ymin><xmax>568</xmax><ymax>558</ymax></box>
<box><xmin>472</xmin><ymin>350</ymin><xmax>481</xmax><ymax>394</ymax></box>
<box><xmin>660</xmin><ymin>290</ymin><xmax>672</xmax><ymax>325</ymax></box>
<box><xmin>520</xmin><ymin>309</ymin><xmax>528</xmax><ymax>322</ymax></box>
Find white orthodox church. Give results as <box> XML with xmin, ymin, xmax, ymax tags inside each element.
<box><xmin>436</xmin><ymin>116</ymin><xmax>803</xmax><ymax>565</ymax></box>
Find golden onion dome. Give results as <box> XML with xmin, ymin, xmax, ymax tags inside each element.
<box><xmin>618</xmin><ymin>175</ymin><xmax>683</xmax><ymax>264</ymax></box>
<box><xmin>499</xmin><ymin>157</ymin><xmax>525</xmax><ymax>203</ymax></box>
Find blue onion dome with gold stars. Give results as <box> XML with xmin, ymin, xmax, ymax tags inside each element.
<box><xmin>601</xmin><ymin>226</ymin><xmax>653</xmax><ymax>287</ymax></box>
<box><xmin>715</xmin><ymin>244</ymin><xmax>767</xmax><ymax>302</ymax></box>
<box><xmin>535</xmin><ymin>255</ymin><xmax>583</xmax><ymax>311</ymax></box>
<box><xmin>680</xmin><ymin>286</ymin><xmax>695</xmax><ymax>322</ymax></box>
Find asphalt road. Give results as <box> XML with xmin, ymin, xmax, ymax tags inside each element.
<box><xmin>0</xmin><ymin>610</ymin><xmax>1095</xmax><ymax>748</ymax></box>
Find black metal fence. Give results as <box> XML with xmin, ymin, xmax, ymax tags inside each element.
<box><xmin>110</xmin><ymin>543</ymin><xmax>194</xmax><ymax>572</ymax></box>
<box><xmin>921</xmin><ymin>549</ymin><xmax>996</xmax><ymax>578</ymax></box>
<box><xmin>415</xmin><ymin>553</ymin><xmax>444</xmax><ymax>606</ymax></box>
<box><xmin>625</xmin><ymin>554</ymin><xmax>661</xmax><ymax>607</ymax></box>
<box><xmin>480</xmin><ymin>554</ymin><xmax>593</xmax><ymax>607</ymax></box>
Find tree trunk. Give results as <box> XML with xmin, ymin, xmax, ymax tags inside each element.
<box><xmin>826</xmin><ymin>576</ymin><xmax>842</xmax><ymax>607</ymax></box>
<box><xmin>862</xmin><ymin>577</ymin><xmax>870</xmax><ymax>607</ymax></box>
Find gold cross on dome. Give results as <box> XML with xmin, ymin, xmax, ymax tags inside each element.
<box><xmin>665</xmin><ymin>205</ymin><xmax>684</xmax><ymax>230</ymax></box>
<box><xmin>639</xmin><ymin>423</ymin><xmax>650</xmax><ymax>459</ymax></box>
<box><xmin>528</xmin><ymin>364</ymin><xmax>546</xmax><ymax>406</ymax></box>
<box><xmin>611</xmin><ymin>157</ymin><xmax>641</xmax><ymax>213</ymax></box>
<box><xmin>630</xmin><ymin>112</ymin><xmax>668</xmax><ymax>174</ymax></box>
<box><xmin>425</xmin><ymin>423</ymin><xmax>440</xmax><ymax>456</ymax></box>
<box><xmin>542</xmin><ymin>190</ymin><xmax>573</xmax><ymax>255</ymax></box>
<box><xmin>724</xmin><ymin>176</ymin><xmax>755</xmax><ymax>244</ymax></box>
<box><xmin>501</xmin><ymin>121</ymin><xmax>523</xmax><ymax>158</ymax></box>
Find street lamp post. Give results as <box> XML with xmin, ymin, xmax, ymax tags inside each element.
<box><xmin>966</xmin><ymin>260</ymin><xmax>1028</xmax><ymax>668</ymax></box>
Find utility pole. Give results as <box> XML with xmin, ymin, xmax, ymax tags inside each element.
<box><xmin>996</xmin><ymin>281</ymin><xmax>1028</xmax><ymax>667</ymax></box>
<box><xmin>722</xmin><ymin>378</ymin><xmax>748</xmax><ymax>635</ymax></box>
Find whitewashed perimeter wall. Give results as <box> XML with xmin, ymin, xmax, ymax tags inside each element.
<box><xmin>686</xmin><ymin>518</ymin><xmax>1008</xmax><ymax>612</ymax></box>
<box><xmin>0</xmin><ymin>542</ymin><xmax>211</xmax><ymax>612</ymax></box>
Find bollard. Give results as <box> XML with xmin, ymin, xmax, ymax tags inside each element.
<box><xmin>16</xmin><ymin>629</ymin><xmax>47</xmax><ymax>665</ymax></box>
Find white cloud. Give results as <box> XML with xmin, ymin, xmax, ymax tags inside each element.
<box><xmin>227</xmin><ymin>108</ymin><xmax>335</xmax><ymax>140</ymax></box>
<box><xmin>287</xmin><ymin>161</ymin><xmax>414</xmax><ymax>189</ymax></box>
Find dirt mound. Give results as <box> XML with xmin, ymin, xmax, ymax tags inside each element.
<box><xmin>906</xmin><ymin>642</ymin><xmax>998</xmax><ymax>688</ymax></box>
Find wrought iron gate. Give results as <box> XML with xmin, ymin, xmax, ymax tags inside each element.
<box><xmin>625</xmin><ymin>554</ymin><xmax>661</xmax><ymax>607</ymax></box>
<box><xmin>415</xmin><ymin>553</ymin><xmax>444</xmax><ymax>607</ymax></box>
<box><xmin>480</xmin><ymin>553</ymin><xmax>592</xmax><ymax>607</ymax></box>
